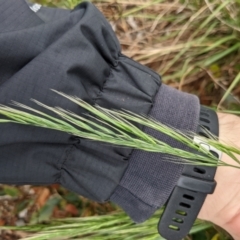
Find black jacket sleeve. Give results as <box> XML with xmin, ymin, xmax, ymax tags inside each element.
<box><xmin>0</xmin><ymin>0</ymin><xmax>160</xmax><ymax>200</ymax></box>
<box><xmin>0</xmin><ymin>0</ymin><xmax>200</xmax><ymax>222</ymax></box>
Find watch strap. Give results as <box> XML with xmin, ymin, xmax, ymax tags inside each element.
<box><xmin>158</xmin><ymin>106</ymin><xmax>220</xmax><ymax>240</ymax></box>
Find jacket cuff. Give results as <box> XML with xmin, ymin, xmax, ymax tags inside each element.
<box><xmin>110</xmin><ymin>84</ymin><xmax>200</xmax><ymax>223</ymax></box>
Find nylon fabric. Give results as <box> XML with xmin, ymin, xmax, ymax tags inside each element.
<box><xmin>0</xmin><ymin>0</ymin><xmax>160</xmax><ymax>201</ymax></box>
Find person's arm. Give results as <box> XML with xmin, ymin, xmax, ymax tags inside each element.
<box><xmin>0</xmin><ymin>0</ymin><xmax>199</xmax><ymax>222</ymax></box>
<box><xmin>199</xmin><ymin>113</ymin><xmax>240</xmax><ymax>240</ymax></box>
<box><xmin>5</xmin><ymin>1</ymin><xmax>240</xmax><ymax>239</ymax></box>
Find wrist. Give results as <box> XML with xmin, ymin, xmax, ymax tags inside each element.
<box><xmin>198</xmin><ymin>112</ymin><xmax>240</xmax><ymax>239</ymax></box>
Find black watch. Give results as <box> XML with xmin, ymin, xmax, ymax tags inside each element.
<box><xmin>158</xmin><ymin>106</ymin><xmax>222</xmax><ymax>240</ymax></box>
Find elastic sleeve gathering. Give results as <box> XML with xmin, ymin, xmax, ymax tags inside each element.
<box><xmin>110</xmin><ymin>84</ymin><xmax>200</xmax><ymax>223</ymax></box>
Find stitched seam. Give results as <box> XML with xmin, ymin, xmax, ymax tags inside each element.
<box><xmin>107</xmin><ymin>82</ymin><xmax>161</xmax><ymax>201</ymax></box>
<box><xmin>122</xmin><ymin>79</ymin><xmax>160</xmax><ymax>163</ymax></box>
<box><xmin>58</xmin><ymin>145</ymin><xmax>75</xmax><ymax>183</ymax></box>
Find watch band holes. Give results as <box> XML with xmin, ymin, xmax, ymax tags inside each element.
<box><xmin>194</xmin><ymin>167</ymin><xmax>206</xmax><ymax>174</ymax></box>
<box><xmin>200</xmin><ymin>117</ymin><xmax>210</xmax><ymax>124</ymax></box>
<box><xmin>200</xmin><ymin>112</ymin><xmax>209</xmax><ymax>117</ymax></box>
<box><xmin>168</xmin><ymin>225</ymin><xmax>180</xmax><ymax>231</ymax></box>
<box><xmin>210</xmin><ymin>150</ymin><xmax>219</xmax><ymax>158</ymax></box>
<box><xmin>183</xmin><ymin>194</ymin><xmax>194</xmax><ymax>200</ymax></box>
<box><xmin>179</xmin><ymin>202</ymin><xmax>191</xmax><ymax>208</ymax></box>
<box><xmin>172</xmin><ymin>217</ymin><xmax>184</xmax><ymax>223</ymax></box>
<box><xmin>176</xmin><ymin>210</ymin><xmax>187</xmax><ymax>216</ymax></box>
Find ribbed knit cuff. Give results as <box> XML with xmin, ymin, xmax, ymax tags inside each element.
<box><xmin>110</xmin><ymin>84</ymin><xmax>200</xmax><ymax>223</ymax></box>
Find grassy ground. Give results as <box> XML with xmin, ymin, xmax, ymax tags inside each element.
<box><xmin>1</xmin><ymin>0</ymin><xmax>240</xmax><ymax>239</ymax></box>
